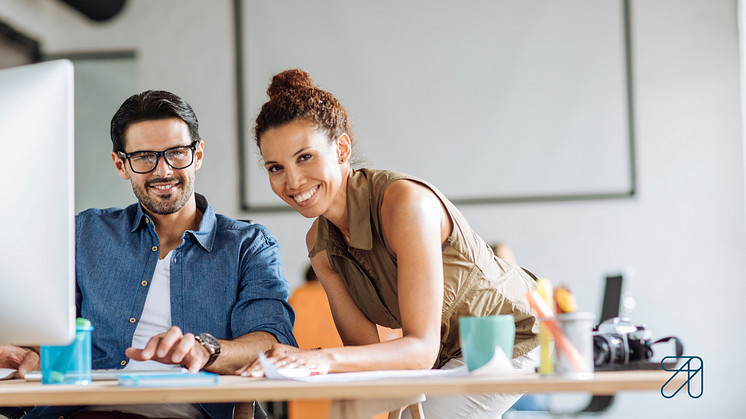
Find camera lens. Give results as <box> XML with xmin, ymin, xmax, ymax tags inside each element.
<box><xmin>593</xmin><ymin>334</ymin><xmax>626</xmax><ymax>366</ymax></box>
<box><xmin>593</xmin><ymin>336</ymin><xmax>611</xmax><ymax>366</ymax></box>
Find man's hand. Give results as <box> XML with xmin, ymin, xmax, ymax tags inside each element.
<box><xmin>125</xmin><ymin>326</ymin><xmax>211</xmax><ymax>372</ymax></box>
<box><xmin>0</xmin><ymin>345</ymin><xmax>40</xmax><ymax>378</ymax></box>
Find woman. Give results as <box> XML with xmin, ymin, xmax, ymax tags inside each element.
<box><xmin>240</xmin><ymin>69</ymin><xmax>540</xmax><ymax>418</ymax></box>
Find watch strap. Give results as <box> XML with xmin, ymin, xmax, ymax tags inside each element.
<box><xmin>195</xmin><ymin>333</ymin><xmax>221</xmax><ymax>369</ymax></box>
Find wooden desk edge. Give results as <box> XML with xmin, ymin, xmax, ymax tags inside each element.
<box><xmin>0</xmin><ymin>371</ymin><xmax>686</xmax><ymax>407</ymax></box>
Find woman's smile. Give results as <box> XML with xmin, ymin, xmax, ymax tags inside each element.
<box><xmin>291</xmin><ymin>185</ymin><xmax>320</xmax><ymax>205</ymax></box>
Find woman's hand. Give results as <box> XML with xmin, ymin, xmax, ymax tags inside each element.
<box><xmin>236</xmin><ymin>343</ymin><xmax>331</xmax><ymax>377</ymax></box>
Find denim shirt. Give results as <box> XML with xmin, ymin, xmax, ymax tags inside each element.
<box><xmin>27</xmin><ymin>194</ymin><xmax>296</xmax><ymax>419</ymax></box>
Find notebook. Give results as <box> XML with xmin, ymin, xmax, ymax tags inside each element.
<box><xmin>24</xmin><ymin>367</ymin><xmax>188</xmax><ymax>381</ymax></box>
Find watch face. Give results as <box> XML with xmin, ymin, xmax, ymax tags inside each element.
<box><xmin>200</xmin><ymin>333</ymin><xmax>220</xmax><ymax>347</ymax></box>
<box><xmin>198</xmin><ymin>333</ymin><xmax>221</xmax><ymax>354</ymax></box>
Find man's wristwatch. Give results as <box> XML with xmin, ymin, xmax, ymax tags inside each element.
<box><xmin>195</xmin><ymin>333</ymin><xmax>221</xmax><ymax>369</ymax></box>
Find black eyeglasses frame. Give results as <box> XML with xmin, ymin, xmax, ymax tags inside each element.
<box><xmin>117</xmin><ymin>140</ymin><xmax>200</xmax><ymax>174</ymax></box>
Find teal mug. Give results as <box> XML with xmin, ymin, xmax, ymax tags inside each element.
<box><xmin>459</xmin><ymin>314</ymin><xmax>515</xmax><ymax>371</ymax></box>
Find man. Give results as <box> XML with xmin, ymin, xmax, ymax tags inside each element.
<box><xmin>0</xmin><ymin>90</ymin><xmax>296</xmax><ymax>419</ymax></box>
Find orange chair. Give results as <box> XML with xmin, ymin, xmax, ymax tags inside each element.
<box><xmin>289</xmin><ymin>279</ymin><xmax>344</xmax><ymax>350</ymax></box>
<box><xmin>288</xmin><ymin>278</ymin><xmax>401</xmax><ymax>419</ymax></box>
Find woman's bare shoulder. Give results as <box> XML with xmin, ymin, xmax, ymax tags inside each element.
<box><xmin>383</xmin><ymin>179</ymin><xmax>442</xmax><ymax>216</ymax></box>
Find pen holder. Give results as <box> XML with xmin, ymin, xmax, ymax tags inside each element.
<box><xmin>41</xmin><ymin>318</ymin><xmax>93</xmax><ymax>385</ymax></box>
<box><xmin>554</xmin><ymin>312</ymin><xmax>594</xmax><ymax>379</ymax></box>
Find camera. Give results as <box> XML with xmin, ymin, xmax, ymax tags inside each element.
<box><xmin>592</xmin><ymin>317</ymin><xmax>654</xmax><ymax>367</ymax></box>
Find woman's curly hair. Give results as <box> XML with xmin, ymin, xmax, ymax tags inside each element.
<box><xmin>254</xmin><ymin>69</ymin><xmax>355</xmax><ymax>153</ymax></box>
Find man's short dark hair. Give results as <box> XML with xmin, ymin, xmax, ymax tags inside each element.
<box><xmin>110</xmin><ymin>90</ymin><xmax>201</xmax><ymax>152</ymax></box>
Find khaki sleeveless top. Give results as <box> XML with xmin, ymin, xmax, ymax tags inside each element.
<box><xmin>309</xmin><ymin>169</ymin><xmax>539</xmax><ymax>368</ymax></box>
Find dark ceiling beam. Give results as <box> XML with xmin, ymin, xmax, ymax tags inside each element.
<box><xmin>0</xmin><ymin>20</ymin><xmax>41</xmax><ymax>62</ymax></box>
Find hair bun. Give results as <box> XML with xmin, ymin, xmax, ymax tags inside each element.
<box><xmin>267</xmin><ymin>69</ymin><xmax>316</xmax><ymax>98</ymax></box>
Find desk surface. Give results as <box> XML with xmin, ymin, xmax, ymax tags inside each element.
<box><xmin>0</xmin><ymin>371</ymin><xmax>682</xmax><ymax>407</ymax></box>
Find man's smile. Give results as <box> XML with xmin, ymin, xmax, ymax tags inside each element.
<box><xmin>147</xmin><ymin>178</ymin><xmax>181</xmax><ymax>194</ymax></box>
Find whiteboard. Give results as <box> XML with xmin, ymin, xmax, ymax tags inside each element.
<box><xmin>237</xmin><ymin>0</ymin><xmax>633</xmax><ymax>210</ymax></box>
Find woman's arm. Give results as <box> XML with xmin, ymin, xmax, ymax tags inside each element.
<box><xmin>378</xmin><ymin>179</ymin><xmax>449</xmax><ymax>369</ymax></box>
<box><xmin>239</xmin><ymin>184</ymin><xmax>448</xmax><ymax>374</ymax></box>
<box><xmin>307</xmin><ymin>220</ymin><xmax>381</xmax><ymax>347</ymax></box>
<box><xmin>312</xmin><ymin>181</ymin><xmax>448</xmax><ymax>370</ymax></box>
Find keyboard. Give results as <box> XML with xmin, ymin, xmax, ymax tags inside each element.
<box><xmin>24</xmin><ymin>367</ymin><xmax>187</xmax><ymax>381</ymax></box>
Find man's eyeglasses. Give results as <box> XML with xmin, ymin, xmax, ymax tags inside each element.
<box><xmin>118</xmin><ymin>141</ymin><xmax>199</xmax><ymax>174</ymax></box>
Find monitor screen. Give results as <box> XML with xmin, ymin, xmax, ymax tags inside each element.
<box><xmin>0</xmin><ymin>60</ymin><xmax>76</xmax><ymax>345</ymax></box>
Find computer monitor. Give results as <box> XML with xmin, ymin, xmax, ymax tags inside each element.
<box><xmin>0</xmin><ymin>60</ymin><xmax>76</xmax><ymax>346</ymax></box>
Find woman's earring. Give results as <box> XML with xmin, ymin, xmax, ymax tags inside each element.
<box><xmin>340</xmin><ymin>159</ymin><xmax>345</xmax><ymax>163</ymax></box>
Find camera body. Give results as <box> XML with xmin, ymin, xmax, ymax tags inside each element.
<box><xmin>593</xmin><ymin>317</ymin><xmax>654</xmax><ymax>367</ymax></box>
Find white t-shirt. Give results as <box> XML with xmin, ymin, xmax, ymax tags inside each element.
<box><xmin>125</xmin><ymin>250</ymin><xmax>180</xmax><ymax>371</ymax></box>
<box><xmin>88</xmin><ymin>250</ymin><xmax>204</xmax><ymax>419</ymax></box>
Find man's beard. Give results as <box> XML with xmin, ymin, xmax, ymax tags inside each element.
<box><xmin>131</xmin><ymin>175</ymin><xmax>194</xmax><ymax>215</ymax></box>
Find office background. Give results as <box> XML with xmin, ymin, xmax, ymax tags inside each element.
<box><xmin>1</xmin><ymin>0</ymin><xmax>743</xmax><ymax>417</ymax></box>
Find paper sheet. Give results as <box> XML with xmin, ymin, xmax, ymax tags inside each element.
<box><xmin>258</xmin><ymin>346</ymin><xmax>517</xmax><ymax>383</ymax></box>
<box><xmin>0</xmin><ymin>368</ymin><xmax>17</xmax><ymax>380</ymax></box>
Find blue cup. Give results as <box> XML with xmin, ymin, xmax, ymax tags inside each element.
<box><xmin>41</xmin><ymin>318</ymin><xmax>93</xmax><ymax>385</ymax></box>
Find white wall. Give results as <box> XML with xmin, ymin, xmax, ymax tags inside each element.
<box><xmin>1</xmin><ymin>0</ymin><xmax>743</xmax><ymax>417</ymax></box>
